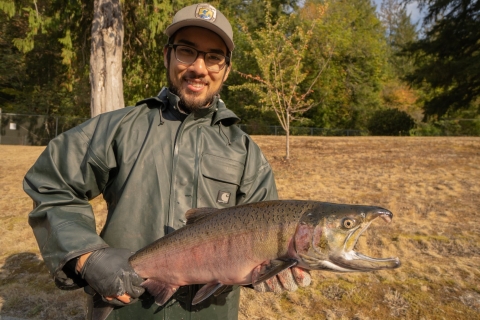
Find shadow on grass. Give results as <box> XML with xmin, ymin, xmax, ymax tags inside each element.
<box><xmin>0</xmin><ymin>253</ymin><xmax>47</xmax><ymax>282</ymax></box>
<box><xmin>0</xmin><ymin>252</ymin><xmax>84</xmax><ymax>319</ymax></box>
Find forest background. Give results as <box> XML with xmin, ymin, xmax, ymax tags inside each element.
<box><xmin>0</xmin><ymin>0</ymin><xmax>479</xmax><ymax>137</ymax></box>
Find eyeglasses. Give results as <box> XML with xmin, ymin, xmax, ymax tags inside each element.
<box><xmin>168</xmin><ymin>44</ymin><xmax>230</xmax><ymax>72</ymax></box>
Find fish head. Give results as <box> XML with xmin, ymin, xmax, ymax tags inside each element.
<box><xmin>293</xmin><ymin>203</ymin><xmax>400</xmax><ymax>272</ymax></box>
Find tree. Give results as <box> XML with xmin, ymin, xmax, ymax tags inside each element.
<box><xmin>303</xmin><ymin>0</ymin><xmax>389</xmax><ymax>130</ymax></box>
<box><xmin>0</xmin><ymin>0</ymin><xmax>180</xmax><ymax>117</ymax></box>
<box><xmin>220</xmin><ymin>0</ymin><xmax>297</xmax><ymax>30</ymax></box>
<box><xmin>90</xmin><ymin>0</ymin><xmax>124</xmax><ymax>117</ymax></box>
<box><xmin>0</xmin><ymin>1</ymin><xmax>25</xmax><ymax>110</ymax></box>
<box><xmin>405</xmin><ymin>0</ymin><xmax>480</xmax><ymax>120</ymax></box>
<box><xmin>219</xmin><ymin>0</ymin><xmax>300</xmax><ymax>127</ymax></box>
<box><xmin>379</xmin><ymin>0</ymin><xmax>418</xmax><ymax>76</ymax></box>
<box><xmin>377</xmin><ymin>0</ymin><xmax>421</xmax><ymax>121</ymax></box>
<box><xmin>0</xmin><ymin>0</ymin><xmax>92</xmax><ymax>117</ymax></box>
<box><xmin>230</xmin><ymin>1</ymin><xmax>331</xmax><ymax>159</ymax></box>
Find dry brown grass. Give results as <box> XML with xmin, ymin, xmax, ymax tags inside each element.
<box><xmin>1</xmin><ymin>136</ymin><xmax>480</xmax><ymax>319</ymax></box>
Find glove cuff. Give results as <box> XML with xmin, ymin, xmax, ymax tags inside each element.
<box><xmin>80</xmin><ymin>249</ymin><xmax>105</xmax><ymax>279</ymax></box>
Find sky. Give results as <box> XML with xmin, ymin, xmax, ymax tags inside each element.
<box><xmin>405</xmin><ymin>1</ymin><xmax>423</xmax><ymax>24</ymax></box>
<box><xmin>372</xmin><ymin>0</ymin><xmax>424</xmax><ymax>25</ymax></box>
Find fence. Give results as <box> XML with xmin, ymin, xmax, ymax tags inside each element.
<box><xmin>237</xmin><ymin>124</ymin><xmax>364</xmax><ymax>136</ymax></box>
<box><xmin>0</xmin><ymin>112</ymin><xmax>364</xmax><ymax>146</ymax></box>
<box><xmin>0</xmin><ymin>113</ymin><xmax>88</xmax><ymax>146</ymax></box>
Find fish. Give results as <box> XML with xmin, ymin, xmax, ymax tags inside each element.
<box><xmin>129</xmin><ymin>200</ymin><xmax>401</xmax><ymax>306</ymax></box>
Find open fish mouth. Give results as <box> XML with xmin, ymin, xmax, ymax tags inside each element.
<box><xmin>330</xmin><ymin>208</ymin><xmax>401</xmax><ymax>272</ymax></box>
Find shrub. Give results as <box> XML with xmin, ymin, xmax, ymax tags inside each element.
<box><xmin>367</xmin><ymin>108</ymin><xmax>415</xmax><ymax>136</ymax></box>
<box><xmin>412</xmin><ymin>119</ymin><xmax>480</xmax><ymax>136</ymax></box>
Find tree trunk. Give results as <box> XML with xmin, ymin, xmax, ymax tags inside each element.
<box><xmin>90</xmin><ymin>0</ymin><xmax>124</xmax><ymax>118</ymax></box>
<box><xmin>285</xmin><ymin>112</ymin><xmax>290</xmax><ymax>160</ymax></box>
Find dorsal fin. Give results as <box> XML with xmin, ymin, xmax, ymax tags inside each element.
<box><xmin>185</xmin><ymin>207</ymin><xmax>218</xmax><ymax>225</ymax></box>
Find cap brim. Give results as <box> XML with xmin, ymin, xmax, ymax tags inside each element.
<box><xmin>165</xmin><ymin>20</ymin><xmax>234</xmax><ymax>52</ymax></box>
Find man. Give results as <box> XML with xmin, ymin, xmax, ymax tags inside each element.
<box><xmin>24</xmin><ymin>3</ymin><xmax>310</xmax><ymax>319</ymax></box>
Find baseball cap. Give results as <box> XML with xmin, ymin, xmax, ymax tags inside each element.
<box><xmin>165</xmin><ymin>3</ymin><xmax>234</xmax><ymax>52</ymax></box>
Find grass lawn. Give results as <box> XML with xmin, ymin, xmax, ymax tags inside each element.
<box><xmin>1</xmin><ymin>136</ymin><xmax>479</xmax><ymax>319</ymax></box>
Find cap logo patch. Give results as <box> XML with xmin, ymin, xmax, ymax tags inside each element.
<box><xmin>196</xmin><ymin>4</ymin><xmax>217</xmax><ymax>22</ymax></box>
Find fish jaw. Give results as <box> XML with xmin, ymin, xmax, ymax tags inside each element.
<box><xmin>328</xmin><ymin>208</ymin><xmax>400</xmax><ymax>271</ymax></box>
<box><xmin>294</xmin><ymin>203</ymin><xmax>401</xmax><ymax>272</ymax></box>
<box><xmin>329</xmin><ymin>251</ymin><xmax>400</xmax><ymax>271</ymax></box>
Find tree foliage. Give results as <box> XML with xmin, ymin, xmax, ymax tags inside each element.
<box><xmin>405</xmin><ymin>0</ymin><xmax>480</xmax><ymax>120</ymax></box>
<box><xmin>379</xmin><ymin>0</ymin><xmax>418</xmax><ymax>77</ymax></box>
<box><xmin>377</xmin><ymin>0</ymin><xmax>421</xmax><ymax>121</ymax></box>
<box><xmin>2</xmin><ymin>0</ymin><xmax>479</xmax><ymax>137</ymax></box>
<box><xmin>0</xmin><ymin>0</ymin><xmax>92</xmax><ymax>116</ymax></box>
<box><xmin>303</xmin><ymin>0</ymin><xmax>389</xmax><ymax>130</ymax></box>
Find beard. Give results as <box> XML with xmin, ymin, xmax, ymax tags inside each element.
<box><xmin>168</xmin><ymin>83</ymin><xmax>220</xmax><ymax>114</ymax></box>
<box><xmin>167</xmin><ymin>69</ymin><xmax>224</xmax><ymax>114</ymax></box>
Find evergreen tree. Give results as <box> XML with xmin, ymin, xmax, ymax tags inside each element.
<box><xmin>378</xmin><ymin>0</ymin><xmax>421</xmax><ymax>121</ymax></box>
<box><xmin>0</xmin><ymin>0</ymin><xmax>92</xmax><ymax>117</ymax></box>
<box><xmin>0</xmin><ymin>3</ymin><xmax>26</xmax><ymax>111</ymax></box>
<box><xmin>380</xmin><ymin>0</ymin><xmax>418</xmax><ymax>76</ymax></box>
<box><xmin>405</xmin><ymin>0</ymin><xmax>480</xmax><ymax>119</ymax></box>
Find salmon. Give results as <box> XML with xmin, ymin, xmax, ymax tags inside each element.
<box><xmin>129</xmin><ymin>200</ymin><xmax>401</xmax><ymax>306</ymax></box>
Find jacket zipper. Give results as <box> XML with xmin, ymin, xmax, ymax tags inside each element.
<box><xmin>192</xmin><ymin>125</ymin><xmax>202</xmax><ymax>208</ymax></box>
<box><xmin>168</xmin><ymin>114</ymin><xmax>190</xmax><ymax>232</ymax></box>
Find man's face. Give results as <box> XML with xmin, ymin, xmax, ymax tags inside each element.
<box><xmin>164</xmin><ymin>27</ymin><xmax>230</xmax><ymax>113</ymax></box>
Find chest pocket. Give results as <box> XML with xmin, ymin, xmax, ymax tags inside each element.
<box><xmin>197</xmin><ymin>153</ymin><xmax>244</xmax><ymax>208</ymax></box>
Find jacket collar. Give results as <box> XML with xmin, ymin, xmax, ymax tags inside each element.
<box><xmin>135</xmin><ymin>88</ymin><xmax>241</xmax><ymax>126</ymax></box>
<box><xmin>212</xmin><ymin>98</ymin><xmax>240</xmax><ymax>126</ymax></box>
<box><xmin>166</xmin><ymin>90</ymin><xmax>217</xmax><ymax>120</ymax></box>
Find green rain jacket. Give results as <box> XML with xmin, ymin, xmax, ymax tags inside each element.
<box><xmin>24</xmin><ymin>88</ymin><xmax>278</xmax><ymax>320</ymax></box>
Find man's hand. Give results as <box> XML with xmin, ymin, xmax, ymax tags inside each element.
<box><xmin>76</xmin><ymin>248</ymin><xmax>145</xmax><ymax>305</ymax></box>
<box><xmin>253</xmin><ymin>266</ymin><xmax>311</xmax><ymax>293</ymax></box>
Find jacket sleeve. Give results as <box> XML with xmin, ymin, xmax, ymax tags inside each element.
<box><xmin>23</xmin><ymin>114</ymin><xmax>120</xmax><ymax>289</ymax></box>
<box><xmin>236</xmin><ymin>136</ymin><xmax>279</xmax><ymax>204</ymax></box>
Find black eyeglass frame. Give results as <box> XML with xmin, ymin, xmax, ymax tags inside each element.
<box><xmin>167</xmin><ymin>44</ymin><xmax>231</xmax><ymax>72</ymax></box>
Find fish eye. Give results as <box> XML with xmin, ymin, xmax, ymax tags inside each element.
<box><xmin>342</xmin><ymin>218</ymin><xmax>356</xmax><ymax>229</ymax></box>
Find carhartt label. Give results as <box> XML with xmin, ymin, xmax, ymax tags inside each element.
<box><xmin>217</xmin><ymin>191</ymin><xmax>231</xmax><ymax>204</ymax></box>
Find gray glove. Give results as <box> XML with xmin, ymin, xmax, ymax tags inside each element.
<box><xmin>80</xmin><ymin>248</ymin><xmax>145</xmax><ymax>306</ymax></box>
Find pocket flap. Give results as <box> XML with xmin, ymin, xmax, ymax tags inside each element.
<box><xmin>201</xmin><ymin>153</ymin><xmax>244</xmax><ymax>186</ymax></box>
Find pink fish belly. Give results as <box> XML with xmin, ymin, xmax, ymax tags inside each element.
<box><xmin>134</xmin><ymin>230</ymin><xmax>284</xmax><ymax>286</ymax></box>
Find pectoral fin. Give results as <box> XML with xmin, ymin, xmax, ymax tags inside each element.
<box><xmin>251</xmin><ymin>259</ymin><xmax>298</xmax><ymax>286</ymax></box>
<box><xmin>141</xmin><ymin>279</ymin><xmax>179</xmax><ymax>306</ymax></box>
<box><xmin>90</xmin><ymin>294</ymin><xmax>114</xmax><ymax>320</ymax></box>
<box><xmin>192</xmin><ymin>283</ymin><xmax>228</xmax><ymax>305</ymax></box>
<box><xmin>214</xmin><ymin>284</ymin><xmax>231</xmax><ymax>297</ymax></box>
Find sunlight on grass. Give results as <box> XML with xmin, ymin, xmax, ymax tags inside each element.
<box><xmin>1</xmin><ymin>137</ymin><xmax>480</xmax><ymax>319</ymax></box>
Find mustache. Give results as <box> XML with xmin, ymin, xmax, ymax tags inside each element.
<box><xmin>182</xmin><ymin>73</ymin><xmax>208</xmax><ymax>84</ymax></box>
